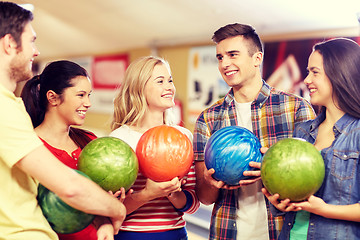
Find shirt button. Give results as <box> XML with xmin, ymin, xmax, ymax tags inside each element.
<box><xmin>343</xmin><ymin>155</ymin><xmax>347</xmax><ymax>158</ymax></box>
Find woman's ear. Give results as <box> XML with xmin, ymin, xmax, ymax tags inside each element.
<box><xmin>47</xmin><ymin>90</ymin><xmax>59</xmax><ymax>106</ymax></box>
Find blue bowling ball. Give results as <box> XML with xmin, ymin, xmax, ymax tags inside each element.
<box><xmin>204</xmin><ymin>126</ymin><xmax>262</xmax><ymax>185</ymax></box>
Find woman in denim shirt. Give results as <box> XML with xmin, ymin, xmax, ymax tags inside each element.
<box><xmin>263</xmin><ymin>38</ymin><xmax>360</xmax><ymax>239</ymax></box>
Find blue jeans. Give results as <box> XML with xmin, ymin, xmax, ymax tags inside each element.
<box><xmin>114</xmin><ymin>227</ymin><xmax>188</xmax><ymax>240</ymax></box>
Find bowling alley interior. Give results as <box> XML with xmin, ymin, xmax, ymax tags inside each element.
<box><xmin>10</xmin><ymin>0</ymin><xmax>360</xmax><ymax>239</ymax></box>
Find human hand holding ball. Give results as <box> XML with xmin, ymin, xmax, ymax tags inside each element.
<box><xmin>204</xmin><ymin>126</ymin><xmax>263</xmax><ymax>188</ymax></box>
<box><xmin>78</xmin><ymin>137</ymin><xmax>139</xmax><ymax>192</ymax></box>
<box><xmin>136</xmin><ymin>125</ymin><xmax>193</xmax><ymax>182</ymax></box>
<box><xmin>260</xmin><ymin>138</ymin><xmax>325</xmax><ymax>205</ymax></box>
<box><xmin>37</xmin><ymin>170</ymin><xmax>95</xmax><ymax>234</ymax></box>
<box><xmin>37</xmin><ymin>137</ymin><xmax>139</xmax><ymax>235</ymax></box>
<box><xmin>135</xmin><ymin>125</ymin><xmax>192</xmax><ymax>201</ymax></box>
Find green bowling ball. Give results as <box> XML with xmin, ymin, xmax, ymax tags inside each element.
<box><xmin>78</xmin><ymin>137</ymin><xmax>139</xmax><ymax>192</ymax></box>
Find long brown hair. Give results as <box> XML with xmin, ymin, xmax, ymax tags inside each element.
<box><xmin>314</xmin><ymin>38</ymin><xmax>360</xmax><ymax>118</ymax></box>
<box><xmin>69</xmin><ymin>127</ymin><xmax>96</xmax><ymax>149</ymax></box>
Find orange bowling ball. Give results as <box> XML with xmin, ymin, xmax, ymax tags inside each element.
<box><xmin>136</xmin><ymin>125</ymin><xmax>193</xmax><ymax>182</ymax></box>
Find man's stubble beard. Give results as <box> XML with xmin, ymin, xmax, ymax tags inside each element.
<box><xmin>9</xmin><ymin>48</ymin><xmax>34</xmax><ymax>84</ymax></box>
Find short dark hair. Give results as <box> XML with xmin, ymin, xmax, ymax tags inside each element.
<box><xmin>212</xmin><ymin>23</ymin><xmax>263</xmax><ymax>55</ymax></box>
<box><xmin>314</xmin><ymin>38</ymin><xmax>360</xmax><ymax>118</ymax></box>
<box><xmin>0</xmin><ymin>1</ymin><xmax>33</xmax><ymax>48</ymax></box>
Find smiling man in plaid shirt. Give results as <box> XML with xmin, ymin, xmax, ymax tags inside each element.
<box><xmin>193</xmin><ymin>23</ymin><xmax>315</xmax><ymax>240</ymax></box>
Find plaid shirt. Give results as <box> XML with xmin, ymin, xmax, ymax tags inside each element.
<box><xmin>193</xmin><ymin>80</ymin><xmax>316</xmax><ymax>240</ymax></box>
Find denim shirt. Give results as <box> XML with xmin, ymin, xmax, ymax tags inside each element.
<box><xmin>279</xmin><ymin>111</ymin><xmax>360</xmax><ymax>240</ymax></box>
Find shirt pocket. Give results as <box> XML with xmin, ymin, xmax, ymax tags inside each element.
<box><xmin>331</xmin><ymin>150</ymin><xmax>359</xmax><ymax>180</ymax></box>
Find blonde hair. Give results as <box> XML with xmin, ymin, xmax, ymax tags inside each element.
<box><xmin>111</xmin><ymin>56</ymin><xmax>175</xmax><ymax>131</ymax></box>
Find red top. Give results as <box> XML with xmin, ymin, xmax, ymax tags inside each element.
<box><xmin>40</xmin><ymin>132</ymin><xmax>98</xmax><ymax>240</ymax></box>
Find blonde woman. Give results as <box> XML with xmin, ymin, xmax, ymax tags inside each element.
<box><xmin>110</xmin><ymin>56</ymin><xmax>199</xmax><ymax>240</ymax></box>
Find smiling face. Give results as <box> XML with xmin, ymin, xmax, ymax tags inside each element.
<box><xmin>304</xmin><ymin>50</ymin><xmax>335</xmax><ymax>108</ymax></box>
<box><xmin>144</xmin><ymin>63</ymin><xmax>175</xmax><ymax>112</ymax></box>
<box><xmin>9</xmin><ymin>22</ymin><xmax>40</xmax><ymax>83</ymax></box>
<box><xmin>55</xmin><ymin>76</ymin><xmax>92</xmax><ymax>126</ymax></box>
<box><xmin>216</xmin><ymin>36</ymin><xmax>262</xmax><ymax>90</ymax></box>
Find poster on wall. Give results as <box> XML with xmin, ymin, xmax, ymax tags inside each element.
<box><xmin>262</xmin><ymin>39</ymin><xmax>319</xmax><ymax>101</ymax></box>
<box><xmin>187</xmin><ymin>46</ymin><xmax>228</xmax><ymax>124</ymax></box>
<box><xmin>90</xmin><ymin>54</ymin><xmax>129</xmax><ymax>113</ymax></box>
<box><xmin>72</xmin><ymin>57</ymin><xmax>93</xmax><ymax>78</ymax></box>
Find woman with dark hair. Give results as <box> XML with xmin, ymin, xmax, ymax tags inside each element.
<box><xmin>21</xmin><ymin>60</ymin><xmax>118</xmax><ymax>240</ymax></box>
<box><xmin>263</xmin><ymin>38</ymin><xmax>360</xmax><ymax>239</ymax></box>
<box><xmin>21</xmin><ymin>60</ymin><xmax>95</xmax><ymax>149</ymax></box>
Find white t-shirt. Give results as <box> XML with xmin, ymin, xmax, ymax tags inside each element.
<box><xmin>234</xmin><ymin>100</ymin><xmax>269</xmax><ymax>240</ymax></box>
<box><xmin>109</xmin><ymin>125</ymin><xmax>143</xmax><ymax>150</ymax></box>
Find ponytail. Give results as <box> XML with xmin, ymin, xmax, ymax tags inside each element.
<box><xmin>69</xmin><ymin>127</ymin><xmax>96</xmax><ymax>149</ymax></box>
<box><xmin>21</xmin><ymin>75</ymin><xmax>46</xmax><ymax>128</ymax></box>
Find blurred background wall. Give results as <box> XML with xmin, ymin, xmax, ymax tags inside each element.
<box><xmin>13</xmin><ymin>0</ymin><xmax>360</xmax><ymax>136</ymax></box>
